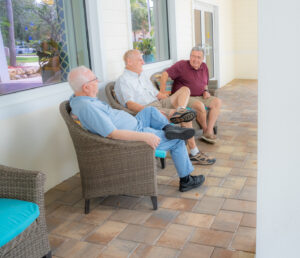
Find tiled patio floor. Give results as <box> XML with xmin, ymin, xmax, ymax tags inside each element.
<box><xmin>45</xmin><ymin>79</ymin><xmax>257</xmax><ymax>258</ymax></box>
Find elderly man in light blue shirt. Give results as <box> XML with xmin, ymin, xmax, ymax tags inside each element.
<box><xmin>115</xmin><ymin>49</ymin><xmax>216</xmax><ymax>166</ymax></box>
<box><xmin>67</xmin><ymin>66</ymin><xmax>206</xmax><ymax>193</ymax></box>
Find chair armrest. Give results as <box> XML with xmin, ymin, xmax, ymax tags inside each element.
<box><xmin>0</xmin><ymin>165</ymin><xmax>45</xmax><ymax>209</ymax></box>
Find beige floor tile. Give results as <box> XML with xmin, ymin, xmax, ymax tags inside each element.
<box><xmin>57</xmin><ymin>191</ymin><xmax>82</xmax><ymax>206</ymax></box>
<box><xmin>194</xmin><ymin>196</ymin><xmax>225</xmax><ymax>215</ymax></box>
<box><xmin>98</xmin><ymin>239</ymin><xmax>138</xmax><ymax>258</ymax></box>
<box><xmin>79</xmin><ymin>205</ymin><xmax>115</xmax><ymax>225</ymax></box>
<box><xmin>190</xmin><ymin>228</ymin><xmax>234</xmax><ymax>248</ymax></box>
<box><xmin>118</xmin><ymin>224</ymin><xmax>162</xmax><ymax>244</ymax></box>
<box><xmin>231</xmin><ymin>227</ymin><xmax>256</xmax><ymax>253</ymax></box>
<box><xmin>156</xmin><ymin>223</ymin><xmax>194</xmax><ymax>249</ymax></box>
<box><xmin>240</xmin><ymin>213</ymin><xmax>256</xmax><ymax>228</ymax></box>
<box><xmin>178</xmin><ymin>185</ymin><xmax>207</xmax><ymax>200</ymax></box>
<box><xmin>210</xmin><ymin>166</ymin><xmax>232</xmax><ymax>177</ymax></box>
<box><xmin>211</xmin><ymin>210</ymin><xmax>243</xmax><ymax>232</ymax></box>
<box><xmin>48</xmin><ymin>234</ymin><xmax>66</xmax><ymax>252</ymax></box>
<box><xmin>110</xmin><ymin>208</ymin><xmax>151</xmax><ymax>224</ymax></box>
<box><xmin>101</xmin><ymin>195</ymin><xmax>141</xmax><ymax>209</ymax></box>
<box><xmin>206</xmin><ymin>187</ymin><xmax>239</xmax><ymax>198</ymax></box>
<box><xmin>144</xmin><ymin>208</ymin><xmax>178</xmax><ymax>229</ymax></box>
<box><xmin>245</xmin><ymin>177</ymin><xmax>257</xmax><ymax>186</ymax></box>
<box><xmin>244</xmin><ymin>159</ymin><xmax>257</xmax><ymax>169</ymax></box>
<box><xmin>230</xmin><ymin>152</ymin><xmax>248</xmax><ymax>161</ymax></box>
<box><xmin>221</xmin><ymin>176</ymin><xmax>247</xmax><ymax>190</ymax></box>
<box><xmin>131</xmin><ymin>244</ymin><xmax>178</xmax><ymax>258</ymax></box>
<box><xmin>160</xmin><ymin>197</ymin><xmax>197</xmax><ymax>211</ymax></box>
<box><xmin>157</xmin><ymin>175</ymin><xmax>172</xmax><ymax>185</ymax></box>
<box><xmin>175</xmin><ymin>211</ymin><xmax>214</xmax><ymax>228</ymax></box>
<box><xmin>230</xmin><ymin>168</ymin><xmax>257</xmax><ymax>178</ymax></box>
<box><xmin>211</xmin><ymin>248</ymin><xmax>255</xmax><ymax>258</ymax></box>
<box><xmin>222</xmin><ymin>199</ymin><xmax>256</xmax><ymax>213</ymax></box>
<box><xmin>179</xmin><ymin>243</ymin><xmax>214</xmax><ymax>258</ymax></box>
<box><xmin>86</xmin><ymin>220</ymin><xmax>127</xmax><ymax>245</ymax></box>
<box><xmin>46</xmin><ymin>216</ymin><xmax>66</xmax><ymax>233</ymax></box>
<box><xmin>217</xmin><ymin>146</ymin><xmax>235</xmax><ymax>154</ymax></box>
<box><xmin>52</xmin><ymin>220</ymin><xmax>95</xmax><ymax>240</ymax></box>
<box><xmin>45</xmin><ymin>188</ymin><xmax>65</xmax><ymax>206</ymax></box>
<box><xmin>47</xmin><ymin>205</ymin><xmax>84</xmax><ymax>221</ymax></box>
<box><xmin>55</xmin><ymin>176</ymin><xmax>81</xmax><ymax>192</ymax></box>
<box><xmin>239</xmin><ymin>186</ymin><xmax>257</xmax><ymax>202</ymax></box>
<box><xmin>203</xmin><ymin>176</ymin><xmax>223</xmax><ymax>187</ymax></box>
<box><xmin>158</xmin><ymin>184</ymin><xmax>181</xmax><ymax>197</ymax></box>
<box><xmin>54</xmin><ymin>238</ymin><xmax>104</xmax><ymax>258</ymax></box>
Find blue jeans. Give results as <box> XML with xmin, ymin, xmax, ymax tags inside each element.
<box><xmin>136</xmin><ymin>107</ymin><xmax>194</xmax><ymax>178</ymax></box>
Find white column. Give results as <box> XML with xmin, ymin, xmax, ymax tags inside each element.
<box><xmin>0</xmin><ymin>27</ymin><xmax>10</xmax><ymax>83</ymax></box>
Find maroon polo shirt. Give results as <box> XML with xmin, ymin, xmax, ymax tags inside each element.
<box><xmin>166</xmin><ymin>60</ymin><xmax>209</xmax><ymax>96</ymax></box>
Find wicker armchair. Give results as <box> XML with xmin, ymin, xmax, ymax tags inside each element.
<box><xmin>59</xmin><ymin>101</ymin><xmax>158</xmax><ymax>214</ymax></box>
<box><xmin>150</xmin><ymin>71</ymin><xmax>218</xmax><ymax>135</ymax></box>
<box><xmin>0</xmin><ymin>165</ymin><xmax>51</xmax><ymax>258</ymax></box>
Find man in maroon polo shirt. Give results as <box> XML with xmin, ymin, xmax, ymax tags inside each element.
<box><xmin>159</xmin><ymin>46</ymin><xmax>222</xmax><ymax>144</ymax></box>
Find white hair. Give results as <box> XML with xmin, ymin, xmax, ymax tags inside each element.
<box><xmin>68</xmin><ymin>66</ymin><xmax>91</xmax><ymax>92</ymax></box>
<box><xmin>190</xmin><ymin>46</ymin><xmax>205</xmax><ymax>56</ymax></box>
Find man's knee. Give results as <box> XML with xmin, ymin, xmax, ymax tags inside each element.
<box><xmin>178</xmin><ymin>86</ymin><xmax>191</xmax><ymax>95</ymax></box>
<box><xmin>210</xmin><ymin>97</ymin><xmax>222</xmax><ymax>109</ymax></box>
<box><xmin>192</xmin><ymin>101</ymin><xmax>206</xmax><ymax>113</ymax></box>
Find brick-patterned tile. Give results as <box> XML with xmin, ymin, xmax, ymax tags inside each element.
<box><xmin>211</xmin><ymin>248</ymin><xmax>255</xmax><ymax>258</ymax></box>
<box><xmin>98</xmin><ymin>239</ymin><xmax>138</xmax><ymax>258</ymax></box>
<box><xmin>79</xmin><ymin>205</ymin><xmax>115</xmax><ymax>225</ymax></box>
<box><xmin>194</xmin><ymin>196</ymin><xmax>225</xmax><ymax>215</ymax></box>
<box><xmin>156</xmin><ymin>223</ymin><xmax>194</xmax><ymax>249</ymax></box>
<box><xmin>240</xmin><ymin>213</ymin><xmax>256</xmax><ymax>228</ymax></box>
<box><xmin>118</xmin><ymin>224</ymin><xmax>162</xmax><ymax>244</ymax></box>
<box><xmin>239</xmin><ymin>186</ymin><xmax>257</xmax><ymax>201</ymax></box>
<box><xmin>221</xmin><ymin>176</ymin><xmax>247</xmax><ymax>189</ymax></box>
<box><xmin>53</xmin><ymin>238</ymin><xmax>104</xmax><ymax>258</ymax></box>
<box><xmin>204</xmin><ymin>176</ymin><xmax>223</xmax><ymax>186</ymax></box>
<box><xmin>206</xmin><ymin>187</ymin><xmax>239</xmax><ymax>198</ymax></box>
<box><xmin>51</xmin><ymin>220</ymin><xmax>95</xmax><ymax>240</ymax></box>
<box><xmin>144</xmin><ymin>208</ymin><xmax>178</xmax><ymax>229</ymax></box>
<box><xmin>175</xmin><ymin>211</ymin><xmax>214</xmax><ymax>228</ymax></box>
<box><xmin>132</xmin><ymin>244</ymin><xmax>179</xmax><ymax>258</ymax></box>
<box><xmin>179</xmin><ymin>243</ymin><xmax>214</xmax><ymax>258</ymax></box>
<box><xmin>101</xmin><ymin>195</ymin><xmax>141</xmax><ymax>209</ymax></box>
<box><xmin>210</xmin><ymin>166</ymin><xmax>232</xmax><ymax>177</ymax></box>
<box><xmin>222</xmin><ymin>199</ymin><xmax>256</xmax><ymax>213</ymax></box>
<box><xmin>86</xmin><ymin>220</ymin><xmax>127</xmax><ymax>244</ymax></box>
<box><xmin>211</xmin><ymin>210</ymin><xmax>243</xmax><ymax>232</ymax></box>
<box><xmin>231</xmin><ymin>227</ymin><xmax>256</xmax><ymax>253</ymax></box>
<box><xmin>191</xmin><ymin>228</ymin><xmax>234</xmax><ymax>248</ymax></box>
<box><xmin>110</xmin><ymin>208</ymin><xmax>151</xmax><ymax>224</ymax></box>
<box><xmin>160</xmin><ymin>197</ymin><xmax>197</xmax><ymax>211</ymax></box>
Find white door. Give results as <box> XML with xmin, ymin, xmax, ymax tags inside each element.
<box><xmin>194</xmin><ymin>3</ymin><xmax>217</xmax><ymax>80</ymax></box>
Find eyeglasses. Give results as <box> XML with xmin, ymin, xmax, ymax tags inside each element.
<box><xmin>84</xmin><ymin>77</ymin><xmax>98</xmax><ymax>85</ymax></box>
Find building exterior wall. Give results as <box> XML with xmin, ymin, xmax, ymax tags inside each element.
<box><xmin>234</xmin><ymin>0</ymin><xmax>258</xmax><ymax>79</ymax></box>
<box><xmin>0</xmin><ymin>0</ymin><xmax>258</xmax><ymax>191</ymax></box>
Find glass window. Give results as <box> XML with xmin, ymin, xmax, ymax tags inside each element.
<box><xmin>0</xmin><ymin>0</ymin><xmax>90</xmax><ymax>95</ymax></box>
<box><xmin>130</xmin><ymin>0</ymin><xmax>170</xmax><ymax>64</ymax></box>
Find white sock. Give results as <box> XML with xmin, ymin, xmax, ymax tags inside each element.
<box><xmin>177</xmin><ymin>106</ymin><xmax>185</xmax><ymax>111</ymax></box>
<box><xmin>190</xmin><ymin>147</ymin><xmax>199</xmax><ymax>156</ymax></box>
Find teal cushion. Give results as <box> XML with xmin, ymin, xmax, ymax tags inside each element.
<box><xmin>155</xmin><ymin>149</ymin><xmax>167</xmax><ymax>158</ymax></box>
<box><xmin>0</xmin><ymin>198</ymin><xmax>40</xmax><ymax>247</ymax></box>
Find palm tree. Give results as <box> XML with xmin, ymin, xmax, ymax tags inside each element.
<box><xmin>6</xmin><ymin>0</ymin><xmax>16</xmax><ymax>67</ymax></box>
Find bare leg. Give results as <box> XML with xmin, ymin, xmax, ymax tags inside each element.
<box><xmin>191</xmin><ymin>101</ymin><xmax>207</xmax><ymax>132</ymax></box>
<box><xmin>206</xmin><ymin>98</ymin><xmax>222</xmax><ymax>135</ymax></box>
<box><xmin>169</xmin><ymin>86</ymin><xmax>190</xmax><ymax>108</ymax></box>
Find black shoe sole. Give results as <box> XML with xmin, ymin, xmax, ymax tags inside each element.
<box><xmin>170</xmin><ymin>111</ymin><xmax>196</xmax><ymax>124</ymax></box>
<box><xmin>190</xmin><ymin>158</ymin><xmax>216</xmax><ymax>165</ymax></box>
<box><xmin>179</xmin><ymin>175</ymin><xmax>205</xmax><ymax>192</ymax></box>
<box><xmin>165</xmin><ymin>128</ymin><xmax>195</xmax><ymax>140</ymax></box>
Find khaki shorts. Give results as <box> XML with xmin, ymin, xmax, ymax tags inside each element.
<box><xmin>188</xmin><ymin>96</ymin><xmax>216</xmax><ymax>108</ymax></box>
<box><xmin>146</xmin><ymin>97</ymin><xmax>173</xmax><ymax>116</ymax></box>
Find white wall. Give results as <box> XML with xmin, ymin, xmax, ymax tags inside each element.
<box><xmin>234</xmin><ymin>0</ymin><xmax>258</xmax><ymax>79</ymax></box>
<box><xmin>0</xmin><ymin>84</ymin><xmax>78</xmax><ymax>191</ymax></box>
<box><xmin>257</xmin><ymin>0</ymin><xmax>300</xmax><ymax>257</ymax></box>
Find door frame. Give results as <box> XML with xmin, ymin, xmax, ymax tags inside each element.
<box><xmin>192</xmin><ymin>0</ymin><xmax>220</xmax><ymax>87</ymax></box>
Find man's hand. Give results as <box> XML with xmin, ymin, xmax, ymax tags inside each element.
<box><xmin>157</xmin><ymin>91</ymin><xmax>169</xmax><ymax>100</ymax></box>
<box><xmin>143</xmin><ymin>133</ymin><xmax>161</xmax><ymax>149</ymax></box>
<box><xmin>203</xmin><ymin>90</ymin><xmax>210</xmax><ymax>99</ymax></box>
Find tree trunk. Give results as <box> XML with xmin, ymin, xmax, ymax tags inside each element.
<box><xmin>6</xmin><ymin>0</ymin><xmax>16</xmax><ymax>67</ymax></box>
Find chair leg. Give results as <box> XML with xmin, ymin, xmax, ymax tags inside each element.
<box><xmin>43</xmin><ymin>251</ymin><xmax>52</xmax><ymax>258</ymax></box>
<box><xmin>151</xmin><ymin>196</ymin><xmax>158</xmax><ymax>210</ymax></box>
<box><xmin>213</xmin><ymin>126</ymin><xmax>218</xmax><ymax>135</ymax></box>
<box><xmin>160</xmin><ymin>158</ymin><xmax>165</xmax><ymax>169</ymax></box>
<box><xmin>85</xmin><ymin>199</ymin><xmax>90</xmax><ymax>214</ymax></box>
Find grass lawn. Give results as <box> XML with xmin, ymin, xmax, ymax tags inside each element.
<box><xmin>16</xmin><ymin>56</ymin><xmax>38</xmax><ymax>63</ymax></box>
